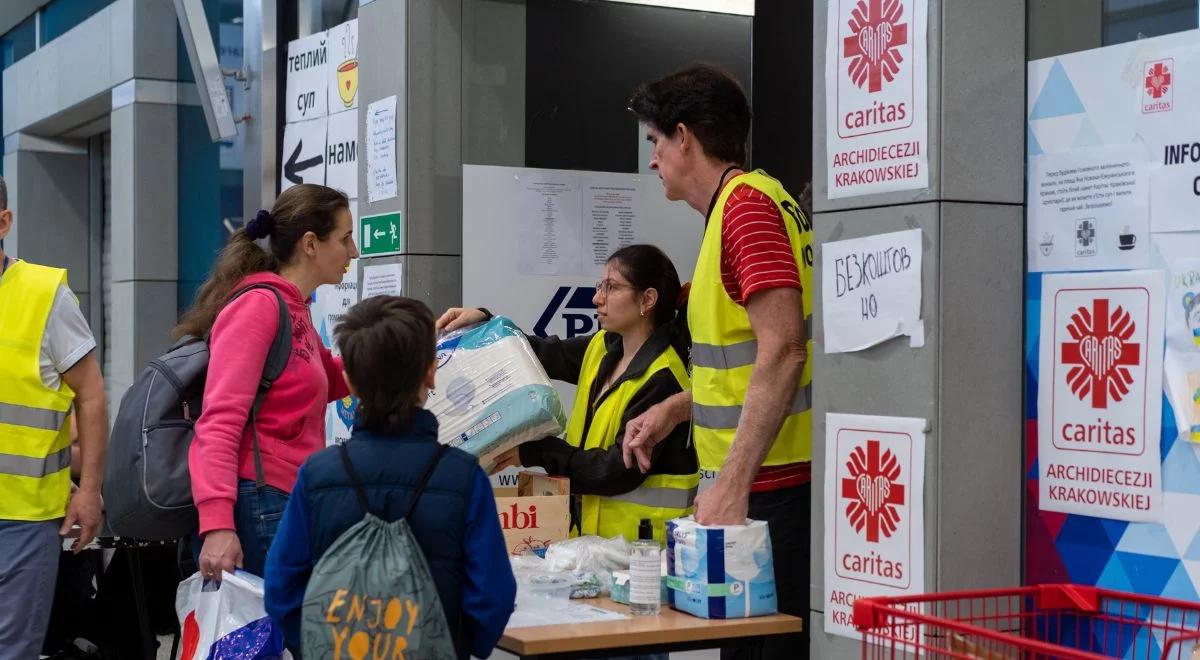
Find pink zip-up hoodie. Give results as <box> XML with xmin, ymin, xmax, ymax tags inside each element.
<box><xmin>189</xmin><ymin>272</ymin><xmax>349</xmax><ymax>534</ymax></box>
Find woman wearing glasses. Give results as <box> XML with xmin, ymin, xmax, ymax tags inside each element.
<box><xmin>437</xmin><ymin>244</ymin><xmax>697</xmax><ymax>544</ymax></box>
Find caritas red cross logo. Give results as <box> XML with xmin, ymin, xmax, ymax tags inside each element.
<box><xmin>843</xmin><ymin>0</ymin><xmax>909</xmax><ymax>93</ymax></box>
<box><xmin>1145</xmin><ymin>61</ymin><xmax>1171</xmax><ymax>99</ymax></box>
<box><xmin>1061</xmin><ymin>299</ymin><xmax>1141</xmax><ymax>409</ymax></box>
<box><xmin>842</xmin><ymin>439</ymin><xmax>905</xmax><ymax>542</ymax></box>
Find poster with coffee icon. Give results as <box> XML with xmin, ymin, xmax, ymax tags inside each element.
<box><xmin>1026</xmin><ymin>144</ymin><xmax>1150</xmax><ymax>272</ymax></box>
<box><xmin>328</xmin><ymin>20</ymin><xmax>359</xmax><ymax>112</ymax></box>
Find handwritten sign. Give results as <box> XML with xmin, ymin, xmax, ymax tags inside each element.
<box><xmin>822</xmin><ymin>228</ymin><xmax>923</xmax><ymax>353</ymax></box>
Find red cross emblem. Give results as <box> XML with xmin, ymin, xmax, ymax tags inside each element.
<box><xmin>1145</xmin><ymin>61</ymin><xmax>1171</xmax><ymax>100</ymax></box>
<box><xmin>842</xmin><ymin>439</ymin><xmax>905</xmax><ymax>543</ymax></box>
<box><xmin>1061</xmin><ymin>299</ymin><xmax>1141</xmax><ymax>409</ymax></box>
<box><xmin>843</xmin><ymin>0</ymin><xmax>909</xmax><ymax>93</ymax></box>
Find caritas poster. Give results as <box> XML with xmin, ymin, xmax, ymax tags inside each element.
<box><xmin>824</xmin><ymin>0</ymin><xmax>929</xmax><ymax>199</ymax></box>
<box><xmin>1038</xmin><ymin>270</ymin><xmax>1165</xmax><ymax>522</ymax></box>
<box><xmin>824</xmin><ymin>413</ymin><xmax>926</xmax><ymax>641</ymax></box>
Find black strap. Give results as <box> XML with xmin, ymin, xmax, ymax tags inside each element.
<box><xmin>703</xmin><ymin>165</ymin><xmax>743</xmax><ymax>227</ymax></box>
<box><xmin>337</xmin><ymin>443</ymin><xmax>372</xmax><ymax>516</ymax></box>
<box><xmin>0</xmin><ymin>256</ymin><xmax>10</xmax><ymax>277</ymax></box>
<box><xmin>337</xmin><ymin>443</ymin><xmax>449</xmax><ymax>520</ymax></box>
<box><xmin>226</xmin><ymin>284</ymin><xmax>293</xmax><ymax>490</ymax></box>
<box><xmin>404</xmin><ymin>444</ymin><xmax>449</xmax><ymax>519</ymax></box>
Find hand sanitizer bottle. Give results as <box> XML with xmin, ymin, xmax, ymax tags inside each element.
<box><xmin>629</xmin><ymin>518</ymin><xmax>661</xmax><ymax>615</ymax></box>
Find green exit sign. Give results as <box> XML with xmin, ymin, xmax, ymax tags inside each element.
<box><xmin>359</xmin><ymin>212</ymin><xmax>403</xmax><ymax>256</ymax></box>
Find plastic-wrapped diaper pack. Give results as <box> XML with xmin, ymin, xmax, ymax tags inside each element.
<box><xmin>666</xmin><ymin>517</ymin><xmax>777</xmax><ymax>619</ymax></box>
<box><xmin>428</xmin><ymin>317</ymin><xmax>566</xmax><ymax>466</ymax></box>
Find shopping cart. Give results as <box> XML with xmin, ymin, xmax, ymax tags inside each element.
<box><xmin>853</xmin><ymin>584</ymin><xmax>1200</xmax><ymax>659</ymax></box>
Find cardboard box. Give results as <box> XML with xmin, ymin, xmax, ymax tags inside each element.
<box><xmin>493</xmin><ymin>472</ymin><xmax>570</xmax><ymax>555</ymax></box>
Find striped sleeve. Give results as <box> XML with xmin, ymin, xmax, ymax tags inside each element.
<box><xmin>720</xmin><ymin>184</ymin><xmax>802</xmax><ymax>306</ymax></box>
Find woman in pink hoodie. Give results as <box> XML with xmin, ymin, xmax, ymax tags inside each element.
<box><xmin>175</xmin><ymin>184</ymin><xmax>359</xmax><ymax>580</ymax></box>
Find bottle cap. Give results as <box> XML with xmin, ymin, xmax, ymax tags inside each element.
<box><xmin>638</xmin><ymin>518</ymin><xmax>653</xmax><ymax>541</ymax></box>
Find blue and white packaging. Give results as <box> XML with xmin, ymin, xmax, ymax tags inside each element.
<box><xmin>428</xmin><ymin>317</ymin><xmax>566</xmax><ymax>465</ymax></box>
<box><xmin>666</xmin><ymin>517</ymin><xmax>777</xmax><ymax>619</ymax></box>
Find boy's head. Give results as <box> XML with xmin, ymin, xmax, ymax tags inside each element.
<box><xmin>335</xmin><ymin>295</ymin><xmax>437</xmax><ymax>433</ymax></box>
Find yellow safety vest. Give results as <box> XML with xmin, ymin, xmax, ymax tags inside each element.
<box><xmin>687</xmin><ymin>169</ymin><xmax>814</xmax><ymax>472</ymax></box>
<box><xmin>0</xmin><ymin>260</ymin><xmax>75</xmax><ymax>521</ymax></box>
<box><xmin>564</xmin><ymin>332</ymin><xmax>698</xmax><ymax>544</ymax></box>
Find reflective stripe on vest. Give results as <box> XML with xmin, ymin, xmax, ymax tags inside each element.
<box><xmin>687</xmin><ymin>170</ymin><xmax>814</xmax><ymax>472</ymax></box>
<box><xmin>0</xmin><ymin>260</ymin><xmax>76</xmax><ymax>521</ymax></box>
<box><xmin>565</xmin><ymin>332</ymin><xmax>696</xmax><ymax>544</ymax></box>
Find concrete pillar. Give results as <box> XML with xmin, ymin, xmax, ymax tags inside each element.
<box><xmin>106</xmin><ymin>99</ymin><xmax>178</xmax><ymax>413</ymax></box>
<box><xmin>809</xmin><ymin>1</ymin><xmax>1027</xmax><ymax>657</ymax></box>
<box><xmin>358</xmin><ymin>0</ymin><xmax>463</xmax><ymax>311</ymax></box>
<box><xmin>2</xmin><ymin>135</ymin><xmax>90</xmax><ymax>314</ymax></box>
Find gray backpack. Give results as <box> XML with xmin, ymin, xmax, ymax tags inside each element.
<box><xmin>300</xmin><ymin>443</ymin><xmax>457</xmax><ymax>659</ymax></box>
<box><xmin>104</xmin><ymin>284</ymin><xmax>292</xmax><ymax>541</ymax></box>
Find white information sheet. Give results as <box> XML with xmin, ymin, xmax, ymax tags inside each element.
<box><xmin>366</xmin><ymin>95</ymin><xmax>398</xmax><ymax>203</ymax></box>
<box><xmin>824</xmin><ymin>413</ymin><xmax>927</xmax><ymax>641</ymax></box>
<box><xmin>1156</xmin><ymin>234</ymin><xmax>1200</xmax><ymax>445</ymax></box>
<box><xmin>285</xmin><ymin>31</ymin><xmax>329</xmax><ymax>123</ymax></box>
<box><xmin>280</xmin><ymin>117</ymin><xmax>328</xmax><ymax>191</ymax></box>
<box><xmin>824</xmin><ymin>0</ymin><xmax>930</xmax><ymax>199</ymax></box>
<box><xmin>583</xmin><ymin>177</ymin><xmax>641</xmax><ymax>277</ymax></box>
<box><xmin>362</xmin><ymin>262</ymin><xmax>404</xmax><ymax>299</ymax></box>
<box><xmin>326</xmin><ymin>19</ymin><xmax>359</xmax><ymax>113</ymax></box>
<box><xmin>1027</xmin><ymin>145</ymin><xmax>1150</xmax><ymax>272</ymax></box>
<box><xmin>822</xmin><ymin>229</ymin><xmax>923</xmax><ymax>353</ymax></box>
<box><xmin>1038</xmin><ymin>270</ymin><xmax>1165</xmax><ymax>522</ymax></box>
<box><xmin>517</xmin><ymin>173</ymin><xmax>583</xmax><ymax>276</ymax></box>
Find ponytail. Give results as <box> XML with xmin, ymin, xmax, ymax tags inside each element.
<box><xmin>173</xmin><ymin>183</ymin><xmax>349</xmax><ymax>340</ymax></box>
<box><xmin>172</xmin><ymin>230</ymin><xmax>276</xmax><ymax>339</ymax></box>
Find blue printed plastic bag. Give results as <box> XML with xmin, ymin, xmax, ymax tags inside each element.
<box><xmin>666</xmin><ymin>517</ymin><xmax>777</xmax><ymax>619</ymax></box>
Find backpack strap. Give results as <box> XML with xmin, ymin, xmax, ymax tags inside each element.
<box><xmin>337</xmin><ymin>443</ymin><xmax>372</xmax><ymax>516</ymax></box>
<box><xmin>404</xmin><ymin>444</ymin><xmax>449</xmax><ymax>519</ymax></box>
<box><xmin>226</xmin><ymin>284</ymin><xmax>293</xmax><ymax>490</ymax></box>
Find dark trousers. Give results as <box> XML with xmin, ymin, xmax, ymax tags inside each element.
<box><xmin>721</xmin><ymin>483</ymin><xmax>810</xmax><ymax>660</ymax></box>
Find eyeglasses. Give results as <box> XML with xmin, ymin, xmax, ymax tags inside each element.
<box><xmin>594</xmin><ymin>279</ymin><xmax>638</xmax><ymax>297</ymax></box>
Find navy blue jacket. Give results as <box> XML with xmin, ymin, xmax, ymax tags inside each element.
<box><xmin>264</xmin><ymin>408</ymin><xmax>516</xmax><ymax>659</ymax></box>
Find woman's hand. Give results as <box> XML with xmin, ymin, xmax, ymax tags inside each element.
<box><xmin>436</xmin><ymin>308</ymin><xmax>489</xmax><ymax>333</ymax></box>
<box><xmin>198</xmin><ymin>529</ymin><xmax>243</xmax><ymax>582</ymax></box>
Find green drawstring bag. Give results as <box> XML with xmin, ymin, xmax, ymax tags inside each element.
<box><xmin>300</xmin><ymin>443</ymin><xmax>457</xmax><ymax>660</ymax></box>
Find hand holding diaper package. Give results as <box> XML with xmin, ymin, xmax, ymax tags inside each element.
<box><xmin>665</xmin><ymin>517</ymin><xmax>777</xmax><ymax>619</ymax></box>
<box><xmin>428</xmin><ymin>317</ymin><xmax>566</xmax><ymax>467</ymax></box>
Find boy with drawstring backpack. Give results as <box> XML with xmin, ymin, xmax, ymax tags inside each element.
<box><xmin>263</xmin><ymin>296</ymin><xmax>516</xmax><ymax>659</ymax></box>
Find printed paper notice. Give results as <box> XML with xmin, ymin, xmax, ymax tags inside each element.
<box><xmin>1027</xmin><ymin>145</ymin><xmax>1150</xmax><ymax>272</ymax></box>
<box><xmin>584</xmin><ymin>177</ymin><xmax>640</xmax><ymax>276</ymax></box>
<box><xmin>366</xmin><ymin>95</ymin><xmax>398</xmax><ymax>203</ymax></box>
<box><xmin>822</xmin><ymin>229</ymin><xmax>923</xmax><ymax>353</ymax></box>
<box><xmin>824</xmin><ymin>0</ymin><xmax>930</xmax><ymax>198</ymax></box>
<box><xmin>1037</xmin><ymin>270</ymin><xmax>1165</xmax><ymax>522</ymax></box>
<box><xmin>362</xmin><ymin>262</ymin><xmax>403</xmax><ymax>299</ymax></box>
<box><xmin>1159</xmin><ymin>245</ymin><xmax>1200</xmax><ymax>444</ymax></box>
<box><xmin>824</xmin><ymin>413</ymin><xmax>926</xmax><ymax>641</ymax></box>
<box><xmin>517</xmin><ymin>174</ymin><xmax>583</xmax><ymax>276</ymax></box>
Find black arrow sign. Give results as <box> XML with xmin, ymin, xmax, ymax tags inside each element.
<box><xmin>284</xmin><ymin>139</ymin><xmax>324</xmax><ymax>185</ymax></box>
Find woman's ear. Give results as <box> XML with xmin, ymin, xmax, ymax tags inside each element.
<box><xmin>304</xmin><ymin>230</ymin><xmax>319</xmax><ymax>257</ymax></box>
<box><xmin>641</xmin><ymin>287</ymin><xmax>660</xmax><ymax>318</ymax></box>
<box><xmin>423</xmin><ymin>361</ymin><xmax>438</xmax><ymax>391</ymax></box>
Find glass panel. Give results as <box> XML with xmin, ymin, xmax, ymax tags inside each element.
<box><xmin>1028</xmin><ymin>0</ymin><xmax>1199</xmax><ymax>61</ymax></box>
<box><xmin>463</xmin><ymin>0</ymin><xmax>752</xmax><ymax>173</ymax></box>
<box><xmin>1</xmin><ymin>14</ymin><xmax>38</xmax><ymax>69</ymax></box>
<box><xmin>40</xmin><ymin>0</ymin><xmax>117</xmax><ymax>45</ymax></box>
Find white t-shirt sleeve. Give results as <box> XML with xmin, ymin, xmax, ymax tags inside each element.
<box><xmin>40</xmin><ymin>284</ymin><xmax>97</xmax><ymax>389</ymax></box>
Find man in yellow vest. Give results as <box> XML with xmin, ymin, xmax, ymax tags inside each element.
<box><xmin>0</xmin><ymin>176</ymin><xmax>107</xmax><ymax>657</ymax></box>
<box><xmin>625</xmin><ymin>65</ymin><xmax>813</xmax><ymax>658</ymax></box>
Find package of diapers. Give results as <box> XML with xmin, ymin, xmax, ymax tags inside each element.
<box><xmin>428</xmin><ymin>317</ymin><xmax>566</xmax><ymax>466</ymax></box>
<box><xmin>666</xmin><ymin>517</ymin><xmax>777</xmax><ymax>619</ymax></box>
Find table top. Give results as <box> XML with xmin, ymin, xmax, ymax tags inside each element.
<box><xmin>498</xmin><ymin>598</ymin><xmax>804</xmax><ymax>656</ymax></box>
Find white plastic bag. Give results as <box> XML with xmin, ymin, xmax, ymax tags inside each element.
<box><xmin>176</xmin><ymin>570</ymin><xmax>288</xmax><ymax>660</ymax></box>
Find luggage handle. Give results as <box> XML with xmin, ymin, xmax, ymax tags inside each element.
<box><xmin>337</xmin><ymin>442</ymin><xmax>450</xmax><ymax>519</ymax></box>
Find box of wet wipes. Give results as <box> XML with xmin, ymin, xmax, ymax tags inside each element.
<box><xmin>666</xmin><ymin>517</ymin><xmax>777</xmax><ymax>619</ymax></box>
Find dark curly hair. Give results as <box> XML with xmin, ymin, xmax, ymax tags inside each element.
<box><xmin>628</xmin><ymin>63</ymin><xmax>752</xmax><ymax>165</ymax></box>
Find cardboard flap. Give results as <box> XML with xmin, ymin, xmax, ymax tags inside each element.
<box><xmin>518</xmin><ymin>471</ymin><xmax>570</xmax><ymax>497</ymax></box>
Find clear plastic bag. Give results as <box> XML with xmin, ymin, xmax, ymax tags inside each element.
<box><xmin>511</xmin><ymin>536</ymin><xmax>631</xmax><ymax>599</ymax></box>
<box><xmin>175</xmin><ymin>571</ymin><xmax>288</xmax><ymax>660</ymax></box>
